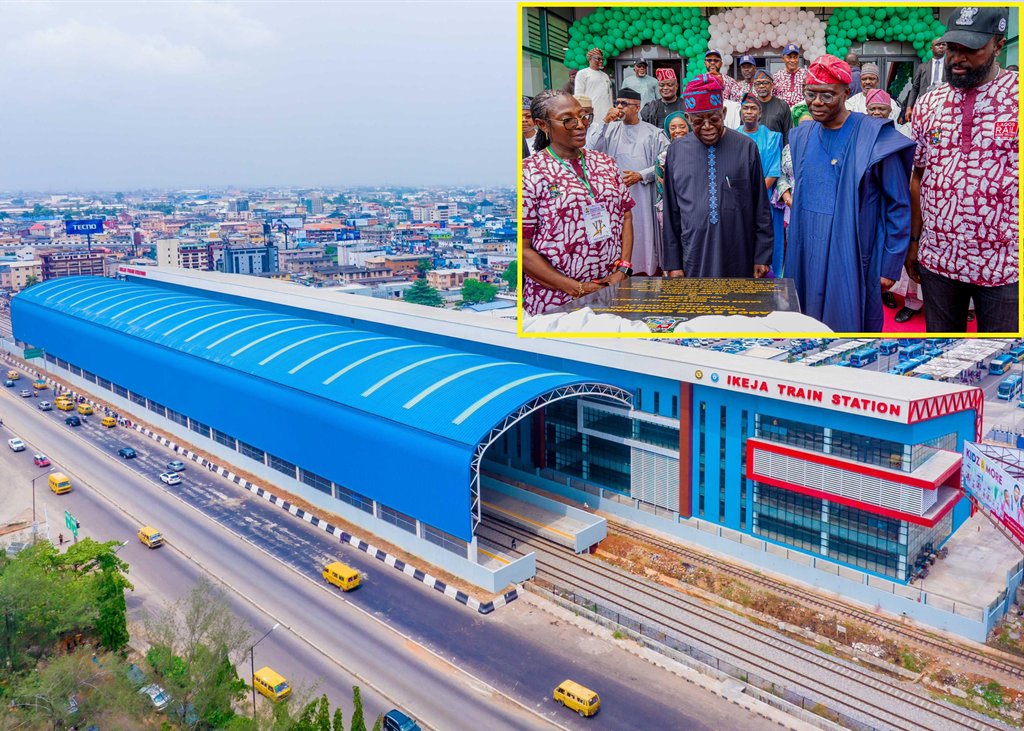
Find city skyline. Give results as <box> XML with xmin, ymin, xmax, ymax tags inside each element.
<box><xmin>0</xmin><ymin>1</ymin><xmax>518</xmax><ymax>190</ymax></box>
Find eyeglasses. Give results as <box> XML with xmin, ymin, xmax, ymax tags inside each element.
<box><xmin>547</xmin><ymin>113</ymin><xmax>595</xmax><ymax>130</ymax></box>
<box><xmin>687</xmin><ymin>113</ymin><xmax>723</xmax><ymax>128</ymax></box>
<box><xmin>803</xmin><ymin>89</ymin><xmax>838</xmax><ymax>104</ymax></box>
<box><xmin>613</xmin><ymin>100</ymin><xmax>639</xmax><ymax>107</ymax></box>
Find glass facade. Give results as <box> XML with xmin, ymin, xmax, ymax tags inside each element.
<box><xmin>740</xmin><ymin>411</ymin><xmax>749</xmax><ymax>530</ymax></box>
<box><xmin>522</xmin><ymin>8</ymin><xmax>572</xmax><ymax>98</ymax></box>
<box><xmin>756</xmin><ymin>413</ymin><xmax>950</xmax><ymax>473</ymax></box>
<box><xmin>698</xmin><ymin>403</ymin><xmax>706</xmax><ymax>517</ymax></box>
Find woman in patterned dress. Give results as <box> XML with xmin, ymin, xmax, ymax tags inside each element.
<box><xmin>522</xmin><ymin>90</ymin><xmax>634</xmax><ymax>316</ymax></box>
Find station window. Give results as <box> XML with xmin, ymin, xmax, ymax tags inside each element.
<box><xmin>719</xmin><ymin>406</ymin><xmax>726</xmax><ymax>522</ymax></box>
<box><xmin>98</xmin><ymin>377</ymin><xmax>112</xmax><ymax>391</ymax></box>
<box><xmin>148</xmin><ymin>400</ymin><xmax>167</xmax><ymax>418</ymax></box>
<box><xmin>380</xmin><ymin>505</ymin><xmax>417</xmax><ymax>534</ymax></box>
<box><xmin>45</xmin><ymin>353</ymin><xmax>56</xmax><ymax>365</ymax></box>
<box><xmin>188</xmin><ymin>419</ymin><xmax>211</xmax><ymax>439</ymax></box>
<box><xmin>56</xmin><ymin>358</ymin><xmax>68</xmax><ymax>370</ymax></box>
<box><xmin>653</xmin><ymin>392</ymin><xmax>660</xmax><ymax>415</ymax></box>
<box><xmin>237</xmin><ymin>440</ymin><xmax>265</xmax><ymax>464</ymax></box>
<box><xmin>81</xmin><ymin>370</ymin><xmax>97</xmax><ymax>383</ymax></box>
<box><xmin>671</xmin><ymin>395</ymin><xmax>678</xmax><ymax>419</ymax></box>
<box><xmin>130</xmin><ymin>392</ymin><xmax>146</xmax><ymax>407</ymax></box>
<box><xmin>740</xmin><ymin>411</ymin><xmax>748</xmax><ymax>530</ymax></box>
<box><xmin>698</xmin><ymin>403</ymin><xmax>706</xmax><ymax>517</ymax></box>
<box><xmin>68</xmin><ymin>364</ymin><xmax>82</xmax><ymax>377</ymax></box>
<box><xmin>165</xmin><ymin>408</ymin><xmax>188</xmax><ymax>427</ymax></box>
<box><xmin>212</xmin><ymin>429</ymin><xmax>236</xmax><ymax>450</ymax></box>
<box><xmin>424</xmin><ymin>524</ymin><xmax>467</xmax><ymax>556</ymax></box>
<box><xmin>635</xmin><ymin>388</ymin><xmax>642</xmax><ymax>411</ymax></box>
<box><xmin>299</xmin><ymin>469</ymin><xmax>331</xmax><ymax>495</ymax></box>
<box><xmin>267</xmin><ymin>453</ymin><xmax>297</xmax><ymax>479</ymax></box>
<box><xmin>336</xmin><ymin>484</ymin><xmax>374</xmax><ymax>514</ymax></box>
<box><xmin>112</xmin><ymin>384</ymin><xmax>128</xmax><ymax>399</ymax></box>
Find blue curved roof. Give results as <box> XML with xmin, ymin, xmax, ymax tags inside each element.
<box><xmin>16</xmin><ymin>276</ymin><xmax>587</xmax><ymax>447</ymax></box>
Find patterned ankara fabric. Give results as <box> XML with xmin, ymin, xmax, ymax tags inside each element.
<box><xmin>522</xmin><ymin>149</ymin><xmax>635</xmax><ymax>315</ymax></box>
<box><xmin>730</xmin><ymin>77</ymin><xmax>756</xmax><ymax>103</ymax></box>
<box><xmin>772</xmin><ymin>68</ymin><xmax>808</xmax><ymax>107</ymax></box>
<box><xmin>911</xmin><ymin>69</ymin><xmax>1019</xmax><ymax>287</ymax></box>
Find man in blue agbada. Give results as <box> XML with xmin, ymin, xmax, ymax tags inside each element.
<box><xmin>786</xmin><ymin>55</ymin><xmax>915</xmax><ymax>333</ymax></box>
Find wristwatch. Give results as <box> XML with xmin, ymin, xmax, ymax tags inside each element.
<box><xmin>613</xmin><ymin>259</ymin><xmax>633</xmax><ymax>277</ymax></box>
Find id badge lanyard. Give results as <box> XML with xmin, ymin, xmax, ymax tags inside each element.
<box><xmin>546</xmin><ymin>148</ymin><xmax>612</xmax><ymax>244</ymax></box>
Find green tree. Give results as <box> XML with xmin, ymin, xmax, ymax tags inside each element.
<box><xmin>23</xmin><ymin>274</ymin><xmax>40</xmax><ymax>288</ymax></box>
<box><xmin>292</xmin><ymin>694</ymin><xmax>340</xmax><ymax>731</ymax></box>
<box><xmin>371</xmin><ymin>715</ymin><xmax>382</xmax><ymax>731</ymax></box>
<box><xmin>95</xmin><ymin>566</ymin><xmax>130</xmax><ymax>651</ymax></box>
<box><xmin>502</xmin><ymin>260</ymin><xmax>518</xmax><ymax>291</ymax></box>
<box><xmin>403</xmin><ymin>279</ymin><xmax>443</xmax><ymax>307</ymax></box>
<box><xmin>349</xmin><ymin>686</ymin><xmax>366</xmax><ymax>731</ymax></box>
<box><xmin>416</xmin><ymin>257</ymin><xmax>434</xmax><ymax>275</ymax></box>
<box><xmin>144</xmin><ymin>577</ymin><xmax>250</xmax><ymax>729</ymax></box>
<box><xmin>461</xmin><ymin>278</ymin><xmax>498</xmax><ymax>305</ymax></box>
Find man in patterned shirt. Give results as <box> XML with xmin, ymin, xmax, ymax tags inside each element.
<box><xmin>704</xmin><ymin>49</ymin><xmax>739</xmax><ymax>101</ymax></box>
<box><xmin>907</xmin><ymin>6</ymin><xmax>1018</xmax><ymax>333</ymax></box>
<box><xmin>773</xmin><ymin>44</ymin><xmax>808</xmax><ymax>107</ymax></box>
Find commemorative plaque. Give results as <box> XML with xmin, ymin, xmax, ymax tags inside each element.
<box><xmin>547</xmin><ymin>277</ymin><xmax>801</xmax><ymax>332</ymax></box>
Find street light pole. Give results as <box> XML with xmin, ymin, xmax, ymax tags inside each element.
<box><xmin>30</xmin><ymin>469</ymin><xmax>54</xmax><ymax>542</ymax></box>
<box><xmin>249</xmin><ymin>622</ymin><xmax>279</xmax><ymax>718</ymax></box>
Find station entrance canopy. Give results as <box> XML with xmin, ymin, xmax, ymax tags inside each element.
<box><xmin>12</xmin><ymin>277</ymin><xmax>630</xmax><ymax>541</ymax></box>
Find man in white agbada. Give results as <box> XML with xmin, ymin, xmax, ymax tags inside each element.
<box><xmin>621</xmin><ymin>59</ymin><xmax>659</xmax><ymax>108</ymax></box>
<box><xmin>574</xmin><ymin>47</ymin><xmax>614</xmax><ymax>123</ymax></box>
<box><xmin>588</xmin><ymin>88</ymin><xmax>669</xmax><ymax>276</ymax></box>
<box><xmin>845</xmin><ymin>63</ymin><xmax>901</xmax><ymax>120</ymax></box>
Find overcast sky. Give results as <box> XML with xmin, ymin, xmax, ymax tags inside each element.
<box><xmin>0</xmin><ymin>1</ymin><xmax>518</xmax><ymax>191</ymax></box>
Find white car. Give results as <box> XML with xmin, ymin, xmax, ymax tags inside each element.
<box><xmin>37</xmin><ymin>401</ymin><xmax>52</xmax><ymax>411</ymax></box>
<box><xmin>159</xmin><ymin>472</ymin><xmax>182</xmax><ymax>485</ymax></box>
<box><xmin>7</xmin><ymin>438</ymin><xmax>25</xmax><ymax>452</ymax></box>
<box><xmin>139</xmin><ymin>683</ymin><xmax>170</xmax><ymax>711</ymax></box>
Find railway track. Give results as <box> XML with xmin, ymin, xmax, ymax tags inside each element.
<box><xmin>606</xmin><ymin>520</ymin><xmax>1024</xmax><ymax>682</ymax></box>
<box><xmin>479</xmin><ymin>514</ymin><xmax>1011</xmax><ymax>731</ymax></box>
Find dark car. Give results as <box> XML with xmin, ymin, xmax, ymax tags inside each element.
<box><xmin>118</xmin><ymin>447</ymin><xmax>137</xmax><ymax>459</ymax></box>
<box><xmin>65</xmin><ymin>415</ymin><xmax>81</xmax><ymax>427</ymax></box>
<box><xmin>3</xmin><ymin>379</ymin><xmax>13</xmax><ymax>387</ymax></box>
<box><xmin>383</xmin><ymin>710</ymin><xmax>421</xmax><ymax>731</ymax></box>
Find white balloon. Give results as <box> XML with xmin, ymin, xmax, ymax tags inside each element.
<box><xmin>721</xmin><ymin>54</ymin><xmax>733</xmax><ymax>67</ymax></box>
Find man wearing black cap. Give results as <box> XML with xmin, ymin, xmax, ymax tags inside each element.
<box><xmin>730</xmin><ymin>54</ymin><xmax>758</xmax><ymax>102</ymax></box>
<box><xmin>621</xmin><ymin>59</ymin><xmax>659</xmax><ymax>108</ymax></box>
<box><xmin>590</xmin><ymin>88</ymin><xmax>668</xmax><ymax>276</ymax></box>
<box><xmin>907</xmin><ymin>6</ymin><xmax>1019</xmax><ymax>333</ymax></box>
<box><xmin>773</xmin><ymin>43</ymin><xmax>808</xmax><ymax>106</ymax></box>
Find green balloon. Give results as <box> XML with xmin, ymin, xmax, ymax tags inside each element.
<box><xmin>875</xmin><ymin>9</ymin><xmax>886</xmax><ymax>21</ymax></box>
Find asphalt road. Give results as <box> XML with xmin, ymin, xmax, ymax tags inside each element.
<box><xmin>0</xmin><ymin>376</ymin><xmax>779</xmax><ymax>731</ymax></box>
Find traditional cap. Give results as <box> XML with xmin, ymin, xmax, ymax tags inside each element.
<box><xmin>861</xmin><ymin>62</ymin><xmax>880</xmax><ymax>77</ymax></box>
<box><xmin>683</xmin><ymin>74</ymin><xmax>725</xmax><ymax>113</ymax></box>
<box><xmin>940</xmin><ymin>7</ymin><xmax>1010</xmax><ymax>50</ymax></box>
<box><xmin>865</xmin><ymin>88</ymin><xmax>892</xmax><ymax>107</ymax></box>
<box><xmin>633</xmin><ymin>59</ymin><xmax>648</xmax><ymax>67</ymax></box>
<box><xmin>705</xmin><ymin>49</ymin><xmax>723</xmax><ymax>59</ymax></box>
<box><xmin>655</xmin><ymin>68</ymin><xmax>677</xmax><ymax>82</ymax></box>
<box><xmin>753</xmin><ymin>69</ymin><xmax>772</xmax><ymax>82</ymax></box>
<box><xmin>522</xmin><ymin>95</ymin><xmax>532</xmax><ymax>111</ymax></box>
<box><xmin>574</xmin><ymin>95</ymin><xmax>592</xmax><ymax>107</ymax></box>
<box><xmin>782</xmin><ymin>43</ymin><xmax>801</xmax><ymax>56</ymax></box>
<box><xmin>617</xmin><ymin>88</ymin><xmax>642</xmax><ymax>101</ymax></box>
<box><xmin>740</xmin><ymin>92</ymin><xmax>762</xmax><ymax>108</ymax></box>
<box><xmin>738</xmin><ymin>54</ymin><xmax>756</xmax><ymax>66</ymax></box>
<box><xmin>806</xmin><ymin>54</ymin><xmax>853</xmax><ymax>85</ymax></box>
<box><xmin>586</xmin><ymin>47</ymin><xmax>603</xmax><ymax>58</ymax></box>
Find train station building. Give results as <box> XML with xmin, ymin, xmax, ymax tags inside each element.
<box><xmin>11</xmin><ymin>268</ymin><xmax>1001</xmax><ymax>638</ymax></box>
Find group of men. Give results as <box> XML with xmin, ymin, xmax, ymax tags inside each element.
<box><xmin>522</xmin><ymin>6</ymin><xmax>1018</xmax><ymax>333</ymax></box>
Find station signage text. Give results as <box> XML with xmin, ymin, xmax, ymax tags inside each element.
<box><xmin>724</xmin><ymin>375</ymin><xmax>901</xmax><ymax>416</ymax></box>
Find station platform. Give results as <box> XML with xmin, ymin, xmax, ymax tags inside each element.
<box><xmin>479</xmin><ymin>475</ymin><xmax>607</xmax><ymax>554</ymax></box>
<box><xmin>923</xmin><ymin>512</ymin><xmax>1023</xmax><ymax>613</ymax></box>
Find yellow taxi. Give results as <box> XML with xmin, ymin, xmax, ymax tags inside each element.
<box><xmin>49</xmin><ymin>473</ymin><xmax>73</xmax><ymax>495</ymax></box>
<box><xmin>56</xmin><ymin>399</ymin><xmax>74</xmax><ymax>411</ymax></box>
<box><xmin>77</xmin><ymin>403</ymin><xmax>94</xmax><ymax>415</ymax></box>
<box><xmin>137</xmin><ymin>526</ymin><xmax>164</xmax><ymax>549</ymax></box>
<box><xmin>323</xmin><ymin>561</ymin><xmax>361</xmax><ymax>591</ymax></box>
<box><xmin>253</xmin><ymin>667</ymin><xmax>291</xmax><ymax>702</ymax></box>
<box><xmin>553</xmin><ymin>680</ymin><xmax>600</xmax><ymax>718</ymax></box>
<box><xmin>101</xmin><ymin>416</ymin><xmax>117</xmax><ymax>428</ymax></box>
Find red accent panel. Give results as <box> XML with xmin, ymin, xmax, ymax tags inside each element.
<box><xmin>532</xmin><ymin>408</ymin><xmax>546</xmax><ymax>470</ymax></box>
<box><xmin>678</xmin><ymin>383</ymin><xmax>693</xmax><ymax>518</ymax></box>
<box><xmin>747</xmin><ymin>438</ymin><xmax>960</xmax><ymax>490</ymax></box>
<box><xmin>753</xmin><ymin>466</ymin><xmax>961</xmax><ymax>527</ymax></box>
<box><xmin>908</xmin><ymin>388</ymin><xmax>985</xmax><ymax>440</ymax></box>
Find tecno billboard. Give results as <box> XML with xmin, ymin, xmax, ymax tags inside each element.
<box><xmin>963</xmin><ymin>442</ymin><xmax>1024</xmax><ymax>543</ymax></box>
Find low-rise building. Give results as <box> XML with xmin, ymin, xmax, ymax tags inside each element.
<box><xmin>0</xmin><ymin>260</ymin><xmax>42</xmax><ymax>292</ymax></box>
<box><xmin>39</xmin><ymin>250</ymin><xmax>107</xmax><ymax>279</ymax></box>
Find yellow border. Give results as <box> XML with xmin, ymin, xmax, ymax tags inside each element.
<box><xmin>517</xmin><ymin>2</ymin><xmax>1024</xmax><ymax>341</ymax></box>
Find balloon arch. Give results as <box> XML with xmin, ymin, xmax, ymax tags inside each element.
<box><xmin>566</xmin><ymin>6</ymin><xmax>943</xmax><ymax>84</ymax></box>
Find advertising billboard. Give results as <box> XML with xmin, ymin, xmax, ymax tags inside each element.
<box><xmin>963</xmin><ymin>442</ymin><xmax>1024</xmax><ymax>543</ymax></box>
<box><xmin>65</xmin><ymin>219</ymin><xmax>104</xmax><ymax>235</ymax></box>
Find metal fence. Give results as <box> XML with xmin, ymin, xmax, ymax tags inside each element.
<box><xmin>531</xmin><ymin>577</ymin><xmax>881</xmax><ymax>731</ymax></box>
